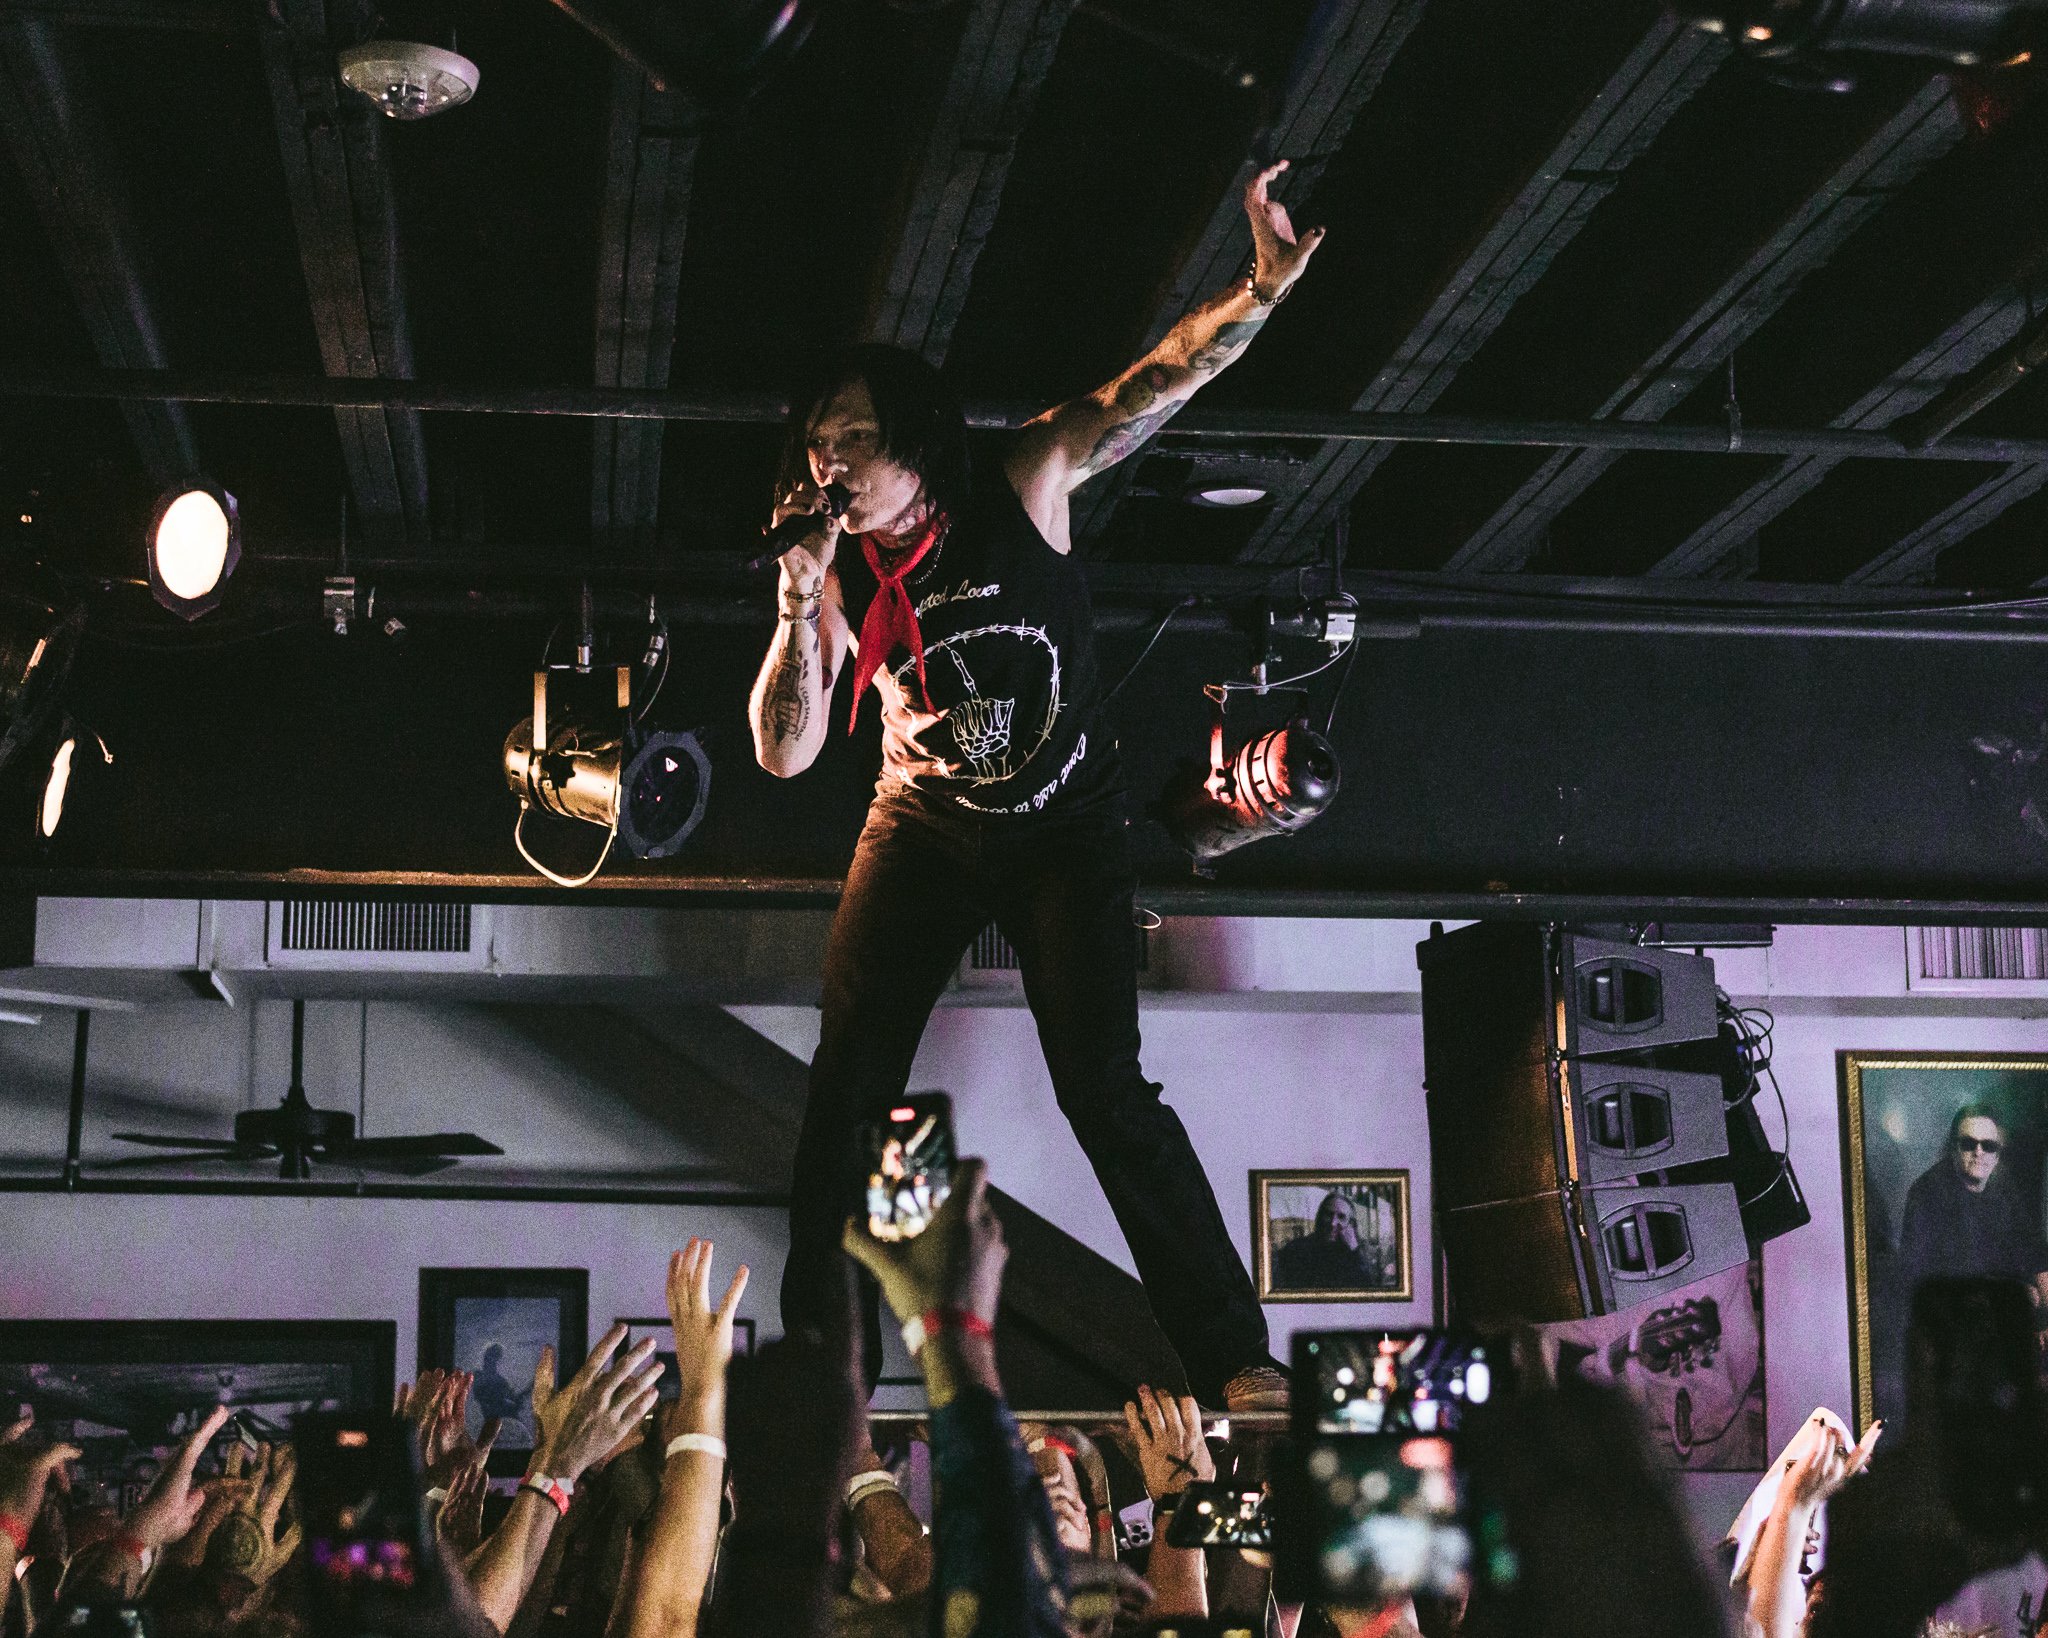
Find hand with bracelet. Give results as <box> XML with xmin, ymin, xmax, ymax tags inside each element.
<box><xmin>840</xmin><ymin>1156</ymin><xmax>1006</xmax><ymax>1408</ymax></box>
<box><xmin>618</xmin><ymin>1240</ymin><xmax>750</xmax><ymax>1638</ymax></box>
<box><xmin>63</xmin><ymin>1405</ymin><xmax>228</xmax><ymax>1603</ymax></box>
<box><xmin>0</xmin><ymin>1412</ymin><xmax>81</xmax><ymax>1581</ymax></box>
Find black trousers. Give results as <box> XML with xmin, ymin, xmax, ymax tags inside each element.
<box><xmin>779</xmin><ymin>789</ymin><xmax>1273</xmax><ymax>1404</ymax></box>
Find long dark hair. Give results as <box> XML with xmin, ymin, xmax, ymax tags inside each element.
<box><xmin>777</xmin><ymin>344</ymin><xmax>972</xmax><ymax>523</ymax></box>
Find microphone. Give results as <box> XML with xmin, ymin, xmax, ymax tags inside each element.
<box><xmin>745</xmin><ymin>482</ymin><xmax>851</xmax><ymax>573</ymax></box>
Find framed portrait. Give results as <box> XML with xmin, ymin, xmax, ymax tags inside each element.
<box><xmin>1252</xmin><ymin>1169</ymin><xmax>1412</xmax><ymax>1302</ymax></box>
<box><xmin>0</xmin><ymin>1319</ymin><xmax>392</xmax><ymax>1509</ymax></box>
<box><xmin>1840</xmin><ymin>1053</ymin><xmax>2048</xmax><ymax>1433</ymax></box>
<box><xmin>419</xmin><ymin>1269</ymin><xmax>587</xmax><ymax>1474</ymax></box>
<box><xmin>616</xmin><ymin>1314</ymin><xmax>756</xmax><ymax>1400</ymax></box>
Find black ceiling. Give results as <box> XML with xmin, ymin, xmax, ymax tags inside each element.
<box><xmin>4</xmin><ymin>0</ymin><xmax>2048</xmax><ymax>605</ymax></box>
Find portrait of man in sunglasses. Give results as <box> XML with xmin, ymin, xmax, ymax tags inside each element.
<box><xmin>1897</xmin><ymin>1102</ymin><xmax>2048</xmax><ymax>1323</ymax></box>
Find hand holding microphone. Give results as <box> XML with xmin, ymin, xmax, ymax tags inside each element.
<box><xmin>750</xmin><ymin>480</ymin><xmax>851</xmax><ymax>577</ymax></box>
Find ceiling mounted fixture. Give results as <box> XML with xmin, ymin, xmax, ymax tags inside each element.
<box><xmin>337</xmin><ymin>40</ymin><xmax>480</xmax><ymax>119</ymax></box>
<box><xmin>1188</xmin><ymin>484</ymin><xmax>1271</xmax><ymax>509</ymax></box>
<box><xmin>1677</xmin><ymin>0</ymin><xmax>2048</xmax><ymax>89</ymax></box>
<box><xmin>147</xmin><ymin>483</ymin><xmax>240</xmax><ymax>620</ymax></box>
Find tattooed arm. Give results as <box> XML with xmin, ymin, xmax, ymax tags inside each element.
<box><xmin>749</xmin><ymin>488</ymin><xmax>851</xmax><ymax>778</ymax></box>
<box><xmin>1006</xmin><ymin>159</ymin><xmax>1326</xmax><ymax>550</ymax></box>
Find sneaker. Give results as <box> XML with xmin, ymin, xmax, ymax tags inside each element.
<box><xmin>1222</xmin><ymin>1364</ymin><xmax>1290</xmax><ymax>1413</ymax></box>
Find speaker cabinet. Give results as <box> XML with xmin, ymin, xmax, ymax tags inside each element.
<box><xmin>1418</xmin><ymin>922</ymin><xmax>1749</xmax><ymax>1327</ymax></box>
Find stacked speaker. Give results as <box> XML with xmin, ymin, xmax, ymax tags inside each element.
<box><xmin>1417</xmin><ymin>922</ymin><xmax>1796</xmax><ymax>1328</ymax></box>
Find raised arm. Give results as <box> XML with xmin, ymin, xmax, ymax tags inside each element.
<box><xmin>1005</xmin><ymin>160</ymin><xmax>1325</xmax><ymax>548</ymax></box>
<box><xmin>749</xmin><ymin>481</ymin><xmax>852</xmax><ymax>778</ymax></box>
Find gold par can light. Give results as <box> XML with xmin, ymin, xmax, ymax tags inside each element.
<box><xmin>503</xmin><ymin>666</ymin><xmax>629</xmax><ymax>885</ymax></box>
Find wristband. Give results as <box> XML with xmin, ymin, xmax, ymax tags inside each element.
<box><xmin>902</xmin><ymin>1306</ymin><xmax>994</xmax><ymax>1356</ymax></box>
<box><xmin>423</xmin><ymin>1486</ymin><xmax>450</xmax><ymax>1504</ymax></box>
<box><xmin>844</xmin><ymin>1469</ymin><xmax>899</xmax><ymax>1510</ymax></box>
<box><xmin>520</xmin><ymin>1476</ymin><xmax>573</xmax><ymax>1516</ymax></box>
<box><xmin>664</xmin><ymin>1433</ymin><xmax>727</xmax><ymax>1462</ymax></box>
<box><xmin>114</xmin><ymin>1532</ymin><xmax>155</xmax><ymax>1573</ymax></box>
<box><xmin>0</xmin><ymin>1513</ymin><xmax>25</xmax><ymax>1553</ymax></box>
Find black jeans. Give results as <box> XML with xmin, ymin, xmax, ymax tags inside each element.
<box><xmin>779</xmin><ymin>789</ymin><xmax>1273</xmax><ymax>1404</ymax></box>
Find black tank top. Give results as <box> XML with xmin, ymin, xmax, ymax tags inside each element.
<box><xmin>833</xmin><ymin>460</ymin><xmax>1119</xmax><ymax>818</ymax></box>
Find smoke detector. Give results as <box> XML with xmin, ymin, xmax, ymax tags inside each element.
<box><xmin>337</xmin><ymin>40</ymin><xmax>480</xmax><ymax>119</ymax></box>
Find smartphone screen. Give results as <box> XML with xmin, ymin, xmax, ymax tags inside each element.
<box><xmin>295</xmin><ymin>1412</ymin><xmax>429</xmax><ymax>1634</ymax></box>
<box><xmin>1295</xmin><ymin>1329</ymin><xmax>1498</xmax><ymax>1435</ymax></box>
<box><xmin>861</xmin><ymin>1093</ymin><xmax>955</xmax><ymax>1242</ymax></box>
<box><xmin>1298</xmin><ymin>1434</ymin><xmax>1471</xmax><ymax>1605</ymax></box>
<box><xmin>1164</xmin><ymin>1482</ymin><xmax>1271</xmax><ymax>1551</ymax></box>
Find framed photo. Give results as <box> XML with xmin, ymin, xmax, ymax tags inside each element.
<box><xmin>1251</xmin><ymin>1169</ymin><xmax>1412</xmax><ymax>1302</ymax></box>
<box><xmin>419</xmin><ymin>1269</ymin><xmax>587</xmax><ymax>1473</ymax></box>
<box><xmin>0</xmin><ymin>1319</ymin><xmax>392</xmax><ymax>1510</ymax></box>
<box><xmin>616</xmin><ymin>1315</ymin><xmax>756</xmax><ymax>1400</ymax></box>
<box><xmin>1840</xmin><ymin>1053</ymin><xmax>2048</xmax><ymax>1433</ymax></box>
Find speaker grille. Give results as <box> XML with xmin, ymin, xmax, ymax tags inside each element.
<box><xmin>277</xmin><ymin>900</ymin><xmax>473</xmax><ymax>955</ymax></box>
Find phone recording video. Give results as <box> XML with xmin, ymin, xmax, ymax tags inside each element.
<box><xmin>860</xmin><ymin>1092</ymin><xmax>955</xmax><ymax>1242</ymax></box>
<box><xmin>1296</xmin><ymin>1435</ymin><xmax>1471</xmax><ymax>1606</ymax></box>
<box><xmin>294</xmin><ymin>1411</ymin><xmax>431</xmax><ymax>1636</ymax></box>
<box><xmin>1295</xmin><ymin>1329</ymin><xmax>1498</xmax><ymax>1435</ymax></box>
<box><xmin>1164</xmin><ymin>1482</ymin><xmax>1271</xmax><ymax>1551</ymax></box>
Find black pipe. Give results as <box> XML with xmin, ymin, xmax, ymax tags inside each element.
<box><xmin>63</xmin><ymin>1008</ymin><xmax>88</xmax><ymax>1189</ymax></box>
<box><xmin>0</xmin><ymin>1175</ymin><xmax>789</xmax><ymax>1207</ymax></box>
<box><xmin>10</xmin><ymin>367</ymin><xmax>2048</xmax><ymax>464</ymax></box>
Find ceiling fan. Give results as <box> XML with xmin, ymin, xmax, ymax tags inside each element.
<box><xmin>108</xmin><ymin>1000</ymin><xmax>503</xmax><ymax>1179</ymax></box>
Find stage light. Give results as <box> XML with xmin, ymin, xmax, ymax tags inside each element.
<box><xmin>148</xmin><ymin>483</ymin><xmax>240</xmax><ymax>620</ymax></box>
<box><xmin>1159</xmin><ymin>715</ymin><xmax>1340</xmax><ymax>865</ymax></box>
<box><xmin>504</xmin><ymin>659</ymin><xmax>712</xmax><ymax>885</ymax></box>
<box><xmin>37</xmin><ymin>720</ymin><xmax>109</xmax><ymax>841</ymax></box>
<box><xmin>338</xmin><ymin>40</ymin><xmax>480</xmax><ymax>119</ymax></box>
<box><xmin>0</xmin><ymin>599</ymin><xmax>83</xmax><ymax>779</ymax></box>
<box><xmin>1189</xmin><ymin>484</ymin><xmax>1270</xmax><ymax>508</ymax></box>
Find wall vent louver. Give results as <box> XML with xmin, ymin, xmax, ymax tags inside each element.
<box><xmin>266</xmin><ymin>901</ymin><xmax>489</xmax><ymax>970</ymax></box>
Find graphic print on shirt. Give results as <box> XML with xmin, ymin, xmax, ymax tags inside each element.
<box><xmin>890</xmin><ymin>622</ymin><xmax>1062</xmax><ymax>787</ymax></box>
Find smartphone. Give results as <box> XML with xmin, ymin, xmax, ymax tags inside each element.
<box><xmin>1164</xmin><ymin>1482</ymin><xmax>1271</xmax><ymax>1551</ymax></box>
<box><xmin>1294</xmin><ymin>1329</ymin><xmax>1499</xmax><ymax>1436</ymax></box>
<box><xmin>860</xmin><ymin>1092</ymin><xmax>954</xmax><ymax>1242</ymax></box>
<box><xmin>1280</xmin><ymin>1434</ymin><xmax>1473</xmax><ymax>1606</ymax></box>
<box><xmin>294</xmin><ymin>1411</ymin><xmax>432</xmax><ymax>1636</ymax></box>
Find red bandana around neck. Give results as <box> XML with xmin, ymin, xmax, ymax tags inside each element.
<box><xmin>847</xmin><ymin>511</ymin><xmax>948</xmax><ymax>732</ymax></box>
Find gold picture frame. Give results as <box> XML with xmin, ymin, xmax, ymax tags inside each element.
<box><xmin>1840</xmin><ymin>1051</ymin><xmax>2048</xmax><ymax>1434</ymax></box>
<box><xmin>1251</xmin><ymin>1168</ymin><xmax>1413</xmax><ymax>1303</ymax></box>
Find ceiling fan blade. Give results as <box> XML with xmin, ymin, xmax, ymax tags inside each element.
<box><xmin>109</xmin><ymin>1133</ymin><xmax>258</xmax><ymax>1151</ymax></box>
<box><xmin>345</xmin><ymin>1152</ymin><xmax>461</xmax><ymax>1178</ymax></box>
<box><xmin>94</xmin><ymin>1147</ymin><xmax>275</xmax><ymax>1171</ymax></box>
<box><xmin>333</xmin><ymin>1134</ymin><xmax>504</xmax><ymax>1160</ymax></box>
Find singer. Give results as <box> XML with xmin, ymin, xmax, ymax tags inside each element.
<box><xmin>752</xmin><ymin>163</ymin><xmax>1321</xmax><ymax>1411</ymax></box>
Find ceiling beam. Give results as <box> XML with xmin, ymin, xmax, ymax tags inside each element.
<box><xmin>862</xmin><ymin>0</ymin><xmax>1079</xmax><ymax>364</ymax></box>
<box><xmin>1847</xmin><ymin>462</ymin><xmax>2048</xmax><ymax>585</ymax></box>
<box><xmin>1447</xmin><ymin>77</ymin><xmax>1961</xmax><ymax>574</ymax></box>
<box><xmin>1652</xmin><ymin>283</ymin><xmax>2048</xmax><ymax>579</ymax></box>
<box><xmin>0</xmin><ymin>14</ymin><xmax>198</xmax><ymax>486</ymax></box>
<box><xmin>0</xmin><ymin>0</ymin><xmax>234</xmax><ymax>29</ymax></box>
<box><xmin>1237</xmin><ymin>16</ymin><xmax>1724</xmax><ymax>565</ymax></box>
<box><xmin>261</xmin><ymin>0</ymin><xmax>428</xmax><ymax>549</ymax></box>
<box><xmin>590</xmin><ymin>60</ymin><xmax>698</xmax><ymax>557</ymax></box>
<box><xmin>1069</xmin><ymin>0</ymin><xmax>1428</xmax><ymax>545</ymax></box>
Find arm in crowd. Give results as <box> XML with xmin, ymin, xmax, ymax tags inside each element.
<box><xmin>1121</xmin><ymin>1385</ymin><xmax>1210</xmax><ymax>1621</ymax></box>
<box><xmin>843</xmin><ymin>1156</ymin><xmax>1071</xmax><ymax>1638</ymax></box>
<box><xmin>619</xmin><ymin>1239</ymin><xmax>749</xmax><ymax>1638</ymax></box>
<box><xmin>465</xmin><ymin>1326</ymin><xmax>663</xmax><ymax>1631</ymax></box>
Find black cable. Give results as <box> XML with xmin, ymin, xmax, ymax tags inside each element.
<box><xmin>1102</xmin><ymin>595</ymin><xmax>1195</xmax><ymax>705</ymax></box>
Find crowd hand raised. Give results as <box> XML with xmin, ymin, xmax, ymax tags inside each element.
<box><xmin>531</xmin><ymin>1326</ymin><xmax>664</xmax><ymax>1483</ymax></box>
<box><xmin>1243</xmin><ymin>159</ymin><xmax>1325</xmax><ymax>302</ymax></box>
<box><xmin>0</xmin><ymin>1423</ymin><xmax>80</xmax><ymax>1538</ymax></box>
<box><xmin>841</xmin><ymin>1156</ymin><xmax>1007</xmax><ymax>1331</ymax></box>
<box><xmin>203</xmin><ymin>1441</ymin><xmax>300</xmax><ymax>1589</ymax></box>
<box><xmin>664</xmin><ymin>1239</ymin><xmax>750</xmax><ymax>1434</ymax></box>
<box><xmin>1121</xmin><ymin>1386</ymin><xmax>1215</xmax><ymax>1502</ymax></box>
<box><xmin>1780</xmin><ymin>1416</ymin><xmax>1878</xmax><ymax>1513</ymax></box>
<box><xmin>122</xmin><ymin>1405</ymin><xmax>231</xmax><ymax>1552</ymax></box>
<box><xmin>437</xmin><ymin>1460</ymin><xmax>489</xmax><ymax>1559</ymax></box>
